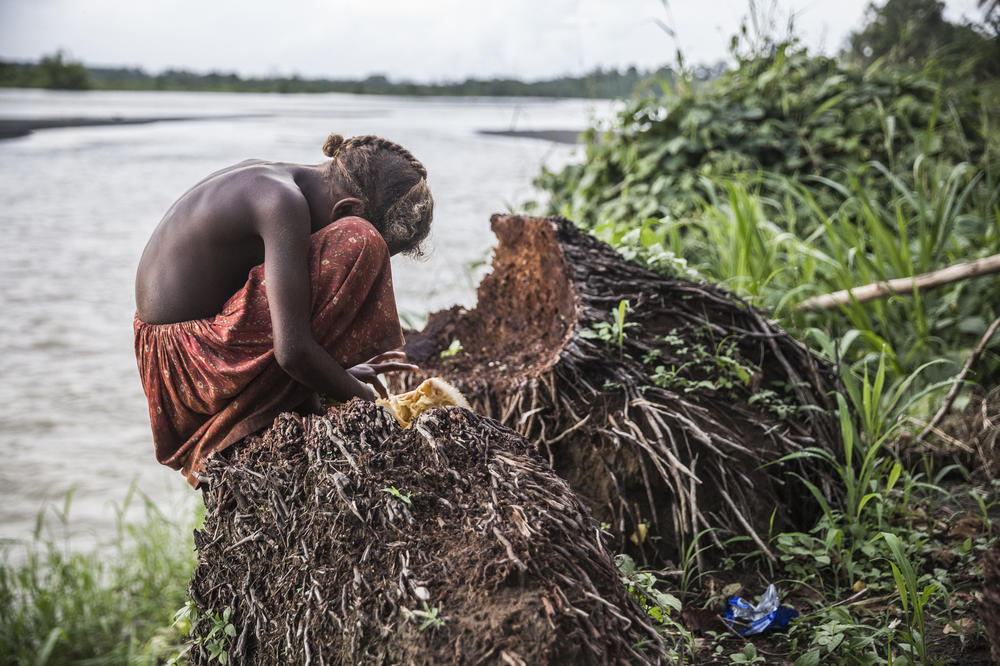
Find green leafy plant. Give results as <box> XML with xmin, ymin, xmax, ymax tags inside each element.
<box><xmin>968</xmin><ymin>487</ymin><xmax>995</xmax><ymax>538</ymax></box>
<box><xmin>614</xmin><ymin>554</ymin><xmax>683</xmax><ymax>619</ymax></box>
<box><xmin>164</xmin><ymin>602</ymin><xmax>196</xmax><ymax>665</ymax></box>
<box><xmin>439</xmin><ymin>338</ymin><xmax>463</xmax><ymax>359</ymax></box>
<box><xmin>729</xmin><ymin>643</ymin><xmax>766</xmax><ymax>664</ymax></box>
<box><xmin>582</xmin><ymin>299</ymin><xmax>636</xmax><ymax>355</ymax></box>
<box><xmin>167</xmin><ymin>603</ymin><xmax>237</xmax><ymax>665</ymax></box>
<box><xmin>410</xmin><ymin>601</ymin><xmax>445</xmax><ymax>631</ymax></box>
<box><xmin>536</xmin><ymin>43</ymin><xmax>992</xmax><ymax>230</ymax></box>
<box><xmin>381</xmin><ymin>486</ymin><xmax>413</xmax><ymax>507</ymax></box>
<box><xmin>613</xmin><ymin>554</ymin><xmax>693</xmax><ymax>659</ymax></box>
<box><xmin>787</xmin><ymin>605</ymin><xmax>893</xmax><ymax>666</ymax></box>
<box><xmin>881</xmin><ymin>532</ymin><xmax>941</xmax><ymax>664</ymax></box>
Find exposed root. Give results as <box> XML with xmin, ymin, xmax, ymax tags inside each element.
<box><xmin>189</xmin><ymin>402</ymin><xmax>668</xmax><ymax>664</ymax></box>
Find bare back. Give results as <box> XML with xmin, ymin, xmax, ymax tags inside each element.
<box><xmin>133</xmin><ymin>135</ymin><xmax>424</xmax><ymax>409</ymax></box>
<box><xmin>135</xmin><ymin>161</ymin><xmax>313</xmax><ymax>324</ymax></box>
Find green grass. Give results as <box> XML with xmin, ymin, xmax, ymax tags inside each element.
<box><xmin>0</xmin><ymin>487</ymin><xmax>201</xmax><ymax>665</ymax></box>
<box><xmin>589</xmin><ymin>156</ymin><xmax>1000</xmax><ymax>389</ymax></box>
<box><xmin>618</xmin><ymin>359</ymin><xmax>994</xmax><ymax>663</ymax></box>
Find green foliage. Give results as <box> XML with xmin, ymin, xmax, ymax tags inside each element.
<box><xmin>788</xmin><ymin>159</ymin><xmax>998</xmax><ymax>371</ymax></box>
<box><xmin>534</xmin><ymin>44</ymin><xmax>1000</xmax><ymax>388</ymax></box>
<box><xmin>535</xmin><ymin>44</ymin><xmax>991</xmax><ymax>228</ymax></box>
<box><xmin>439</xmin><ymin>338</ymin><xmax>463</xmax><ymax>359</ymax></box>
<box><xmin>409</xmin><ymin>602</ymin><xmax>445</xmax><ymax>632</ymax></box>
<box><xmin>614</xmin><ymin>554</ymin><xmax>684</xmax><ymax>617</ymax></box>
<box><xmin>771</xmin><ymin>349</ymin><xmax>949</xmax><ymax>595</ymax></box>
<box><xmin>381</xmin><ymin>485</ymin><xmax>413</xmax><ymax>507</ymax></box>
<box><xmin>780</xmin><ymin>349</ymin><xmax>945</xmax><ymax>528</ymax></box>
<box><xmin>753</xmin><ymin>349</ymin><xmax>975</xmax><ymax>663</ymax></box>
<box><xmin>614</xmin><ymin>554</ymin><xmax>693</xmax><ymax>659</ymax></box>
<box><xmin>0</xmin><ymin>488</ymin><xmax>200</xmax><ymax>665</ymax></box>
<box><xmin>580</xmin><ymin>299</ymin><xmax>636</xmax><ymax>354</ymax></box>
<box><xmin>729</xmin><ymin>643</ymin><xmax>766</xmax><ymax>663</ymax></box>
<box><xmin>613</xmin><ymin>300</ymin><xmax>630</xmax><ymax>351</ymax></box>
<box><xmin>770</xmin><ymin>511</ymin><xmax>957</xmax><ymax>664</ymax></box>
<box><xmin>846</xmin><ymin>0</ymin><xmax>1000</xmax><ymax>80</ymax></box>
<box><xmin>786</xmin><ymin>605</ymin><xmax>894</xmax><ymax>665</ymax></box>
<box><xmin>167</xmin><ymin>603</ymin><xmax>236</xmax><ymax>666</ymax></box>
<box><xmin>0</xmin><ymin>51</ymin><xmax>90</xmax><ymax>90</ymax></box>
<box><xmin>642</xmin><ymin>325</ymin><xmax>808</xmax><ymax>420</ymax></box>
<box><xmin>676</xmin><ymin>529</ymin><xmax>716</xmax><ymax>599</ymax></box>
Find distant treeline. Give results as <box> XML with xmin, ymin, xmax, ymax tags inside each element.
<box><xmin>0</xmin><ymin>52</ymin><xmax>729</xmax><ymax>98</ymax></box>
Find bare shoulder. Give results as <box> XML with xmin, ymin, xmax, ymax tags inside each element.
<box><xmin>171</xmin><ymin>158</ymin><xmax>270</xmax><ymax>200</ymax></box>
<box><xmin>236</xmin><ymin>165</ymin><xmax>310</xmax><ymax>229</ymax></box>
<box><xmin>182</xmin><ymin>163</ymin><xmax>307</xmax><ymax>219</ymax></box>
<box><xmin>152</xmin><ymin>163</ymin><xmax>310</xmax><ymax>248</ymax></box>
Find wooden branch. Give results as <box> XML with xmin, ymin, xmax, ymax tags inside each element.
<box><xmin>797</xmin><ymin>253</ymin><xmax>1000</xmax><ymax>311</ymax></box>
<box><xmin>914</xmin><ymin>315</ymin><xmax>1000</xmax><ymax>446</ymax></box>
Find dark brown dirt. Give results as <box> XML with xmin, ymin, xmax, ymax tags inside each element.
<box><xmin>188</xmin><ymin>401</ymin><xmax>667</xmax><ymax>665</ymax></box>
<box><xmin>394</xmin><ymin>214</ymin><xmax>842</xmax><ymax>565</ymax></box>
<box><xmin>981</xmin><ymin>537</ymin><xmax>1000</xmax><ymax>664</ymax></box>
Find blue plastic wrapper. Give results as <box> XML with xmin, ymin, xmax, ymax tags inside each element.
<box><xmin>724</xmin><ymin>584</ymin><xmax>799</xmax><ymax>636</ymax></box>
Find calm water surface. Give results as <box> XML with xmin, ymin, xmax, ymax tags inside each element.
<box><xmin>0</xmin><ymin>89</ymin><xmax>611</xmax><ymax>547</ymax></box>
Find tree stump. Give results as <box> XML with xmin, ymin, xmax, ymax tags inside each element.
<box><xmin>189</xmin><ymin>402</ymin><xmax>667</xmax><ymax>664</ymax></box>
<box><xmin>394</xmin><ymin>214</ymin><xmax>841</xmax><ymax>563</ymax></box>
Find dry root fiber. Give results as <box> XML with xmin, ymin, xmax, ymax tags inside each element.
<box><xmin>394</xmin><ymin>214</ymin><xmax>842</xmax><ymax>564</ymax></box>
<box><xmin>189</xmin><ymin>401</ymin><xmax>667</xmax><ymax>665</ymax></box>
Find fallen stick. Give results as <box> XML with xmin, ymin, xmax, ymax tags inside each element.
<box><xmin>797</xmin><ymin>253</ymin><xmax>1000</xmax><ymax>311</ymax></box>
<box><xmin>915</xmin><ymin>315</ymin><xmax>1000</xmax><ymax>446</ymax></box>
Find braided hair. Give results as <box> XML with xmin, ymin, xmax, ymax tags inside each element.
<box><xmin>322</xmin><ymin>133</ymin><xmax>433</xmax><ymax>256</ymax></box>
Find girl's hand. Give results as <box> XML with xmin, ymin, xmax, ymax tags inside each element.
<box><xmin>347</xmin><ymin>351</ymin><xmax>418</xmax><ymax>399</ymax></box>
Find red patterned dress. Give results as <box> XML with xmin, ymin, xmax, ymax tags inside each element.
<box><xmin>134</xmin><ymin>216</ymin><xmax>404</xmax><ymax>486</ymax></box>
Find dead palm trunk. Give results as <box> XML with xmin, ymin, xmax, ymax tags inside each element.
<box><xmin>394</xmin><ymin>214</ymin><xmax>842</xmax><ymax>564</ymax></box>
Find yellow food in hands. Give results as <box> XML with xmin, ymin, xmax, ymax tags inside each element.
<box><xmin>377</xmin><ymin>377</ymin><xmax>470</xmax><ymax>428</ymax></box>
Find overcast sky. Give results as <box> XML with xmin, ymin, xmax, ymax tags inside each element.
<box><xmin>0</xmin><ymin>0</ymin><xmax>986</xmax><ymax>82</ymax></box>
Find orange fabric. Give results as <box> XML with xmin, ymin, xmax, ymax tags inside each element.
<box><xmin>134</xmin><ymin>217</ymin><xmax>404</xmax><ymax>486</ymax></box>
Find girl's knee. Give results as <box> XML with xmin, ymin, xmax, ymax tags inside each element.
<box><xmin>312</xmin><ymin>216</ymin><xmax>389</xmax><ymax>264</ymax></box>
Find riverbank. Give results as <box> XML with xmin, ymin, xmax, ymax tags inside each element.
<box><xmin>0</xmin><ymin>114</ymin><xmax>267</xmax><ymax>139</ymax></box>
<box><xmin>0</xmin><ymin>116</ymin><xmax>585</xmax><ymax>144</ymax></box>
<box><xmin>477</xmin><ymin>128</ymin><xmax>582</xmax><ymax>144</ymax></box>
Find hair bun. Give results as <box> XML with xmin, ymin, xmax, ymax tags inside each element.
<box><xmin>323</xmin><ymin>133</ymin><xmax>345</xmax><ymax>158</ymax></box>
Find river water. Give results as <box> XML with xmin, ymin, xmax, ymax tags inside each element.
<box><xmin>0</xmin><ymin>89</ymin><xmax>611</xmax><ymax>547</ymax></box>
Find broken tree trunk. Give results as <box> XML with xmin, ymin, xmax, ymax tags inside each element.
<box><xmin>189</xmin><ymin>402</ymin><xmax>668</xmax><ymax>665</ymax></box>
<box><xmin>393</xmin><ymin>214</ymin><xmax>842</xmax><ymax>563</ymax></box>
